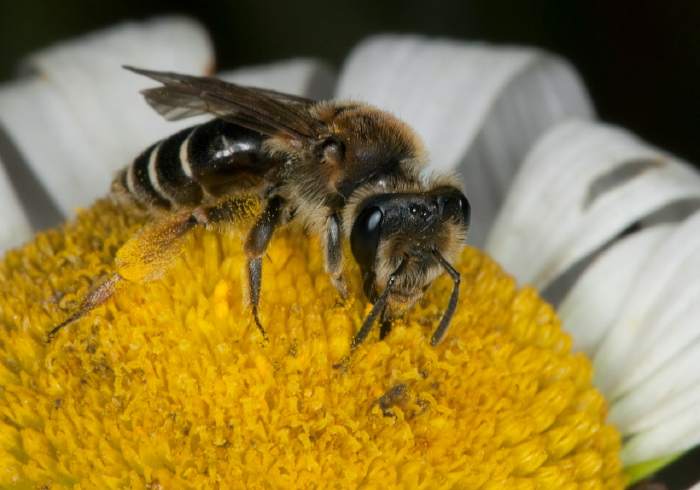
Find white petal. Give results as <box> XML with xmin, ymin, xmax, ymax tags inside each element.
<box><xmin>219</xmin><ymin>58</ymin><xmax>335</xmax><ymax>100</ymax></box>
<box><xmin>621</xmin><ymin>406</ymin><xmax>700</xmax><ymax>467</ymax></box>
<box><xmin>336</xmin><ymin>35</ymin><xmax>593</xmax><ymax>245</ymax></box>
<box><xmin>592</xmin><ymin>210</ymin><xmax>700</xmax><ymax>397</ymax></box>
<box><xmin>556</xmin><ymin>208</ymin><xmax>700</xmax><ymax>465</ymax></box>
<box><xmin>611</xmin><ymin>345</ymin><xmax>700</xmax><ymax>434</ymax></box>
<box><xmin>0</xmin><ymin>158</ymin><xmax>32</xmax><ymax>253</ymax></box>
<box><xmin>558</xmin><ymin>225</ymin><xmax>673</xmax><ymax>355</ymax></box>
<box><xmin>686</xmin><ymin>480</ymin><xmax>700</xmax><ymax>490</ymax></box>
<box><xmin>0</xmin><ymin>16</ymin><xmax>213</xmax><ymax>218</ymax></box>
<box><xmin>19</xmin><ymin>16</ymin><xmax>211</xmax><ymax>76</ymax></box>
<box><xmin>486</xmin><ymin>119</ymin><xmax>700</xmax><ymax>289</ymax></box>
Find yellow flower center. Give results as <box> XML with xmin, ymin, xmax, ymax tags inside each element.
<box><xmin>0</xmin><ymin>200</ymin><xmax>625</xmax><ymax>489</ymax></box>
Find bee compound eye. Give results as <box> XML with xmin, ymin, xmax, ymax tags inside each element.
<box><xmin>350</xmin><ymin>206</ymin><xmax>384</xmax><ymax>270</ymax></box>
<box><xmin>443</xmin><ymin>193</ymin><xmax>471</xmax><ymax>229</ymax></box>
<box><xmin>458</xmin><ymin>195</ymin><xmax>471</xmax><ymax>230</ymax></box>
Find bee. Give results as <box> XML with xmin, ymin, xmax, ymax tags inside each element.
<box><xmin>49</xmin><ymin>67</ymin><xmax>471</xmax><ymax>350</ymax></box>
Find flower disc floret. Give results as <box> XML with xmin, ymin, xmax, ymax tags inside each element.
<box><xmin>0</xmin><ymin>200</ymin><xmax>625</xmax><ymax>489</ymax></box>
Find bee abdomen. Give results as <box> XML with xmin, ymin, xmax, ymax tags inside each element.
<box><xmin>112</xmin><ymin>119</ymin><xmax>273</xmax><ymax>211</ymax></box>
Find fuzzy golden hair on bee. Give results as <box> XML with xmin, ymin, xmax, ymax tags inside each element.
<box><xmin>50</xmin><ymin>66</ymin><xmax>471</xmax><ymax>351</ymax></box>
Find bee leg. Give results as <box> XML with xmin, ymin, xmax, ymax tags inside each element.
<box><xmin>47</xmin><ymin>273</ymin><xmax>128</xmax><ymax>340</ymax></box>
<box><xmin>429</xmin><ymin>251</ymin><xmax>461</xmax><ymax>346</ymax></box>
<box><xmin>48</xmin><ymin>199</ymin><xmax>256</xmax><ymax>341</ymax></box>
<box><xmin>378</xmin><ymin>310</ymin><xmax>393</xmax><ymax>341</ymax></box>
<box><xmin>323</xmin><ymin>213</ymin><xmax>349</xmax><ymax>301</ymax></box>
<box><xmin>243</xmin><ymin>195</ymin><xmax>285</xmax><ymax>341</ymax></box>
<box><xmin>47</xmin><ymin>213</ymin><xmax>198</xmax><ymax>341</ymax></box>
<box><xmin>350</xmin><ymin>259</ymin><xmax>407</xmax><ymax>351</ymax></box>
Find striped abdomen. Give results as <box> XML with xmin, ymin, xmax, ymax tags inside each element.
<box><xmin>112</xmin><ymin>119</ymin><xmax>281</xmax><ymax>211</ymax></box>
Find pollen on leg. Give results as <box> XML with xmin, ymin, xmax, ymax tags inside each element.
<box><xmin>114</xmin><ymin>212</ymin><xmax>196</xmax><ymax>283</ymax></box>
<box><xmin>0</xmin><ymin>199</ymin><xmax>626</xmax><ymax>489</ymax></box>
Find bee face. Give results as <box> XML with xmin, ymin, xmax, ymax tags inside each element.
<box><xmin>350</xmin><ymin>183</ymin><xmax>471</xmax><ymax>311</ymax></box>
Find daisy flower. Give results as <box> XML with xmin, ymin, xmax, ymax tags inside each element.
<box><xmin>0</xmin><ymin>16</ymin><xmax>698</xmax><ymax>489</ymax></box>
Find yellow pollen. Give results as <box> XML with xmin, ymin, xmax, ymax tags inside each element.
<box><xmin>0</xmin><ymin>200</ymin><xmax>626</xmax><ymax>489</ymax></box>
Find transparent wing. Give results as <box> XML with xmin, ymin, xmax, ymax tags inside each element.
<box><xmin>125</xmin><ymin>66</ymin><xmax>319</xmax><ymax>140</ymax></box>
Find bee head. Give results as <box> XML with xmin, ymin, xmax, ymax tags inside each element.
<box><xmin>349</xmin><ymin>186</ymin><xmax>470</xmax><ymax>306</ymax></box>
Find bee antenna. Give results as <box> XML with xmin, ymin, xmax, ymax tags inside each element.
<box><xmin>429</xmin><ymin>251</ymin><xmax>461</xmax><ymax>346</ymax></box>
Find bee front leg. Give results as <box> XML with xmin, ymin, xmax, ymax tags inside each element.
<box><xmin>378</xmin><ymin>309</ymin><xmax>393</xmax><ymax>341</ymax></box>
<box><xmin>350</xmin><ymin>259</ymin><xmax>407</xmax><ymax>351</ymax></box>
<box><xmin>429</xmin><ymin>250</ymin><xmax>461</xmax><ymax>346</ymax></box>
<box><xmin>322</xmin><ymin>213</ymin><xmax>349</xmax><ymax>301</ymax></box>
<box><xmin>243</xmin><ymin>195</ymin><xmax>285</xmax><ymax>341</ymax></box>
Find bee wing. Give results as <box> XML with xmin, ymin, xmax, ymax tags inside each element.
<box><xmin>124</xmin><ymin>66</ymin><xmax>319</xmax><ymax>141</ymax></box>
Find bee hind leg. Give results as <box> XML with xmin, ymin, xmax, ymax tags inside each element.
<box><xmin>47</xmin><ymin>213</ymin><xmax>198</xmax><ymax>341</ymax></box>
<box><xmin>48</xmin><ymin>199</ymin><xmax>256</xmax><ymax>341</ymax></box>
<box><xmin>47</xmin><ymin>273</ymin><xmax>127</xmax><ymax>340</ymax></box>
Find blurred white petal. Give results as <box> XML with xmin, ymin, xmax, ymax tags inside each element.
<box><xmin>611</xmin><ymin>334</ymin><xmax>700</xmax><ymax>436</ymax></box>
<box><xmin>593</xmin><ymin>210</ymin><xmax>700</xmax><ymax>398</ymax></box>
<box><xmin>557</xmin><ymin>214</ymin><xmax>700</xmax><ymax>467</ymax></box>
<box><xmin>219</xmin><ymin>58</ymin><xmax>335</xmax><ymax>100</ymax></box>
<box><xmin>558</xmin><ymin>225</ymin><xmax>673</xmax><ymax>354</ymax></box>
<box><xmin>0</xmin><ymin>16</ymin><xmax>214</xmax><ymax>218</ymax></box>
<box><xmin>337</xmin><ymin>34</ymin><xmax>593</xmax><ymax>245</ymax></box>
<box><xmin>486</xmin><ymin>119</ymin><xmax>700</xmax><ymax>289</ymax></box>
<box><xmin>621</xmin><ymin>406</ymin><xmax>700</xmax><ymax>469</ymax></box>
<box><xmin>19</xmin><ymin>16</ymin><xmax>212</xmax><ymax>76</ymax></box>
<box><xmin>0</xmin><ymin>156</ymin><xmax>32</xmax><ymax>252</ymax></box>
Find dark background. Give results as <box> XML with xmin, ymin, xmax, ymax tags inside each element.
<box><xmin>2</xmin><ymin>0</ymin><xmax>700</xmax><ymax>168</ymax></box>
<box><xmin>1</xmin><ymin>1</ymin><xmax>698</xmax><ymax>488</ymax></box>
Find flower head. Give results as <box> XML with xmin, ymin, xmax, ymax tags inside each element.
<box><xmin>1</xmin><ymin>199</ymin><xmax>625</xmax><ymax>488</ymax></box>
